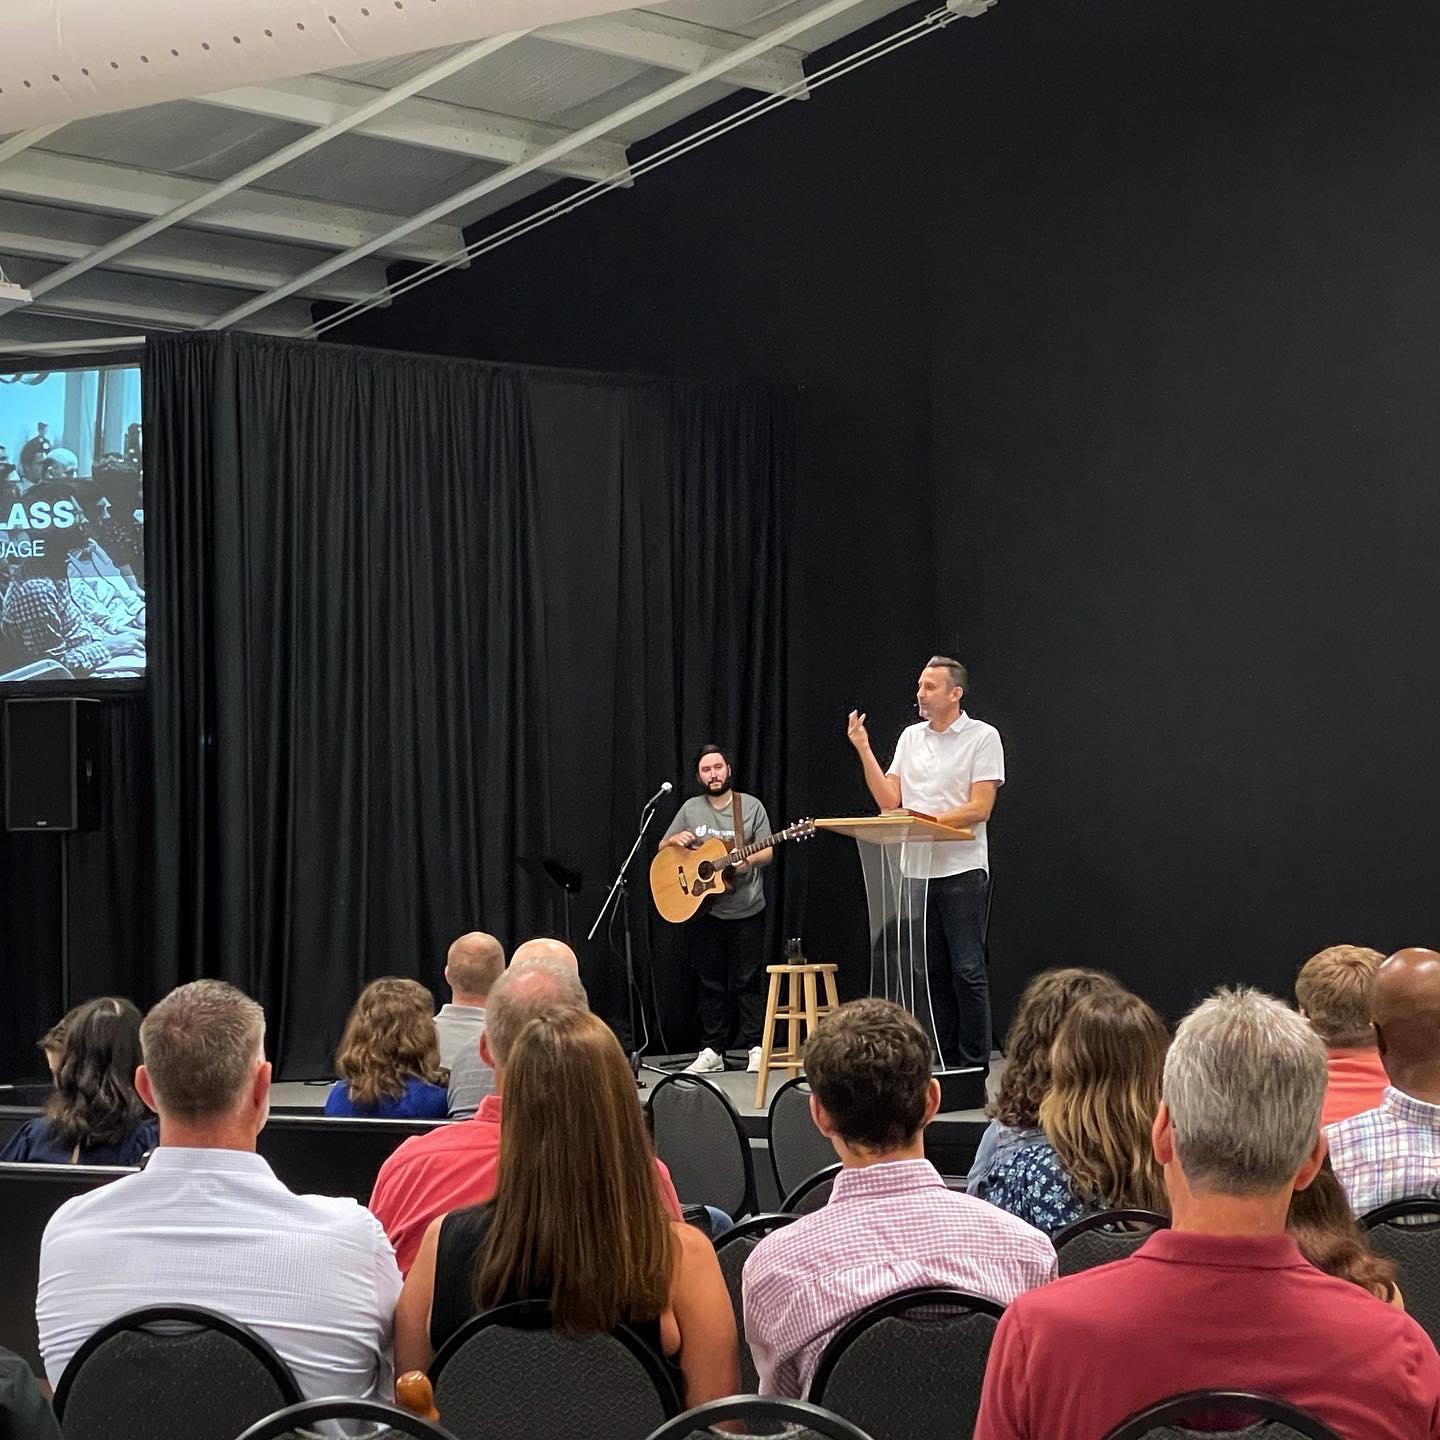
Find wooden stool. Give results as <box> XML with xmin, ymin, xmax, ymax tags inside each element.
<box><xmin>754</xmin><ymin>962</ymin><xmax>841</xmax><ymax>1107</ymax></box>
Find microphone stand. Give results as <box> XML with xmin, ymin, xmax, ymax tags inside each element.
<box><xmin>589</xmin><ymin>794</ymin><xmax>662</xmax><ymax>1070</ymax></box>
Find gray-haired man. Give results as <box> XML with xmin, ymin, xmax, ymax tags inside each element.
<box><xmin>975</xmin><ymin>987</ymin><xmax>1440</xmax><ymax>1440</ymax></box>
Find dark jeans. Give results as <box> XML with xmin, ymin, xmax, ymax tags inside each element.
<box><xmin>689</xmin><ymin>910</ymin><xmax>767</xmax><ymax>1052</ymax></box>
<box><xmin>926</xmin><ymin>868</ymin><xmax>991</xmax><ymax>1071</ymax></box>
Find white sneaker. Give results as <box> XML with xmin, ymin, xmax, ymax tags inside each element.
<box><xmin>686</xmin><ymin>1047</ymin><xmax>725</xmax><ymax>1073</ymax></box>
<box><xmin>747</xmin><ymin>1046</ymin><xmax>763</xmax><ymax>1073</ymax></box>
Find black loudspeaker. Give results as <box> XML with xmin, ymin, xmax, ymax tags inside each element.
<box><xmin>4</xmin><ymin>697</ymin><xmax>101</xmax><ymax>832</ymax></box>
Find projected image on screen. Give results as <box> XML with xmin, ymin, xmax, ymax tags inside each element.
<box><xmin>0</xmin><ymin>364</ymin><xmax>145</xmax><ymax>684</ymax></box>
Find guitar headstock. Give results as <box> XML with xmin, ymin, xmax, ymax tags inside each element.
<box><xmin>788</xmin><ymin>817</ymin><xmax>816</xmax><ymax>841</ymax></box>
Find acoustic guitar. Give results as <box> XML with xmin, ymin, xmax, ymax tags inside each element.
<box><xmin>649</xmin><ymin>818</ymin><xmax>816</xmax><ymax>924</ymax></box>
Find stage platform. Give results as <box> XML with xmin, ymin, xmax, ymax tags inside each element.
<box><xmin>269</xmin><ymin>1051</ymin><xmax>1003</xmax><ymax>1211</ymax></box>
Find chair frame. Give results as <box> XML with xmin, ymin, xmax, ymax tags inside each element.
<box><xmin>646</xmin><ymin>1070</ymin><xmax>758</xmax><ymax>1219</ymax></box>
<box><xmin>1103</xmin><ymin>1388</ymin><xmax>1342</xmax><ymax>1440</ymax></box>
<box><xmin>714</xmin><ymin>1212</ymin><xmax>798</xmax><ymax>1251</ymax></box>
<box><xmin>645</xmin><ymin>1394</ymin><xmax>877</xmax><ymax>1440</ymax></box>
<box><xmin>767</xmin><ymin>1074</ymin><xmax>834</xmax><ymax>1199</ymax></box>
<box><xmin>781</xmin><ymin>1161</ymin><xmax>841</xmax><ymax>1215</ymax></box>
<box><xmin>52</xmin><ymin>1303</ymin><xmax>303</xmax><ymax>1420</ymax></box>
<box><xmin>1360</xmin><ymin>1196</ymin><xmax>1440</xmax><ymax>1229</ymax></box>
<box><xmin>233</xmin><ymin>1397</ymin><xmax>459</xmax><ymax>1440</ymax></box>
<box><xmin>1053</xmin><ymin>1208</ymin><xmax>1171</xmax><ymax>1252</ymax></box>
<box><xmin>429</xmin><ymin>1297</ymin><xmax>682</xmax><ymax>1418</ymax></box>
<box><xmin>808</xmin><ymin>1285</ymin><xmax>1006</xmax><ymax>1402</ymax></box>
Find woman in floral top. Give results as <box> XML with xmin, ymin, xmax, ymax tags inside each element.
<box><xmin>983</xmin><ymin>988</ymin><xmax>1170</xmax><ymax>1233</ymax></box>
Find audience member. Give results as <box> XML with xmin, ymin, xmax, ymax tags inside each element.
<box><xmin>1296</xmin><ymin>944</ymin><xmax>1389</xmax><ymax>1127</ymax></box>
<box><xmin>395</xmin><ymin>1008</ymin><xmax>738</xmax><ymax>1407</ymax></box>
<box><xmin>1287</xmin><ymin>1155</ymin><xmax>1400</xmax><ymax>1307</ymax></box>
<box><xmin>967</xmin><ymin>968</ymin><xmax>1118</xmax><ymax>1196</ymax></box>
<box><xmin>0</xmin><ymin>1343</ymin><xmax>62</xmax><ymax>1440</ymax></box>
<box><xmin>326</xmin><ymin>977</ymin><xmax>448</xmax><ymax>1119</ymax></box>
<box><xmin>36</xmin><ymin>981</ymin><xmax>402</xmax><ymax>1400</ymax></box>
<box><xmin>370</xmin><ymin>956</ymin><xmax>682</xmax><ymax>1272</ymax></box>
<box><xmin>982</xmin><ymin>987</ymin><xmax>1168</xmax><ymax>1231</ymax></box>
<box><xmin>743</xmin><ymin>999</ymin><xmax>1055</xmax><ymax>1398</ymax></box>
<box><xmin>1328</xmin><ymin>947</ymin><xmax>1440</xmax><ymax>1215</ymax></box>
<box><xmin>433</xmin><ymin>932</ymin><xmax>504</xmax><ymax>1070</ymax></box>
<box><xmin>1</xmin><ymin>997</ymin><xmax>156</xmax><ymax>1165</ymax></box>
<box><xmin>974</xmin><ymin>987</ymin><xmax>1440</xmax><ymax>1440</ymax></box>
<box><xmin>446</xmin><ymin>938</ymin><xmax>579</xmax><ymax>1119</ymax></box>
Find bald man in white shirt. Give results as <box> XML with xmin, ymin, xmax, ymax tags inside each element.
<box><xmin>37</xmin><ymin>980</ymin><xmax>402</xmax><ymax>1399</ymax></box>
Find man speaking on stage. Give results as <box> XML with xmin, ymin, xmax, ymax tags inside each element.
<box><xmin>846</xmin><ymin>656</ymin><xmax>1004</xmax><ymax>1074</ymax></box>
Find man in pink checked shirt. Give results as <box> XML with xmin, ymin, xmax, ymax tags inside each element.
<box><xmin>741</xmin><ymin>998</ymin><xmax>1055</xmax><ymax>1397</ymax></box>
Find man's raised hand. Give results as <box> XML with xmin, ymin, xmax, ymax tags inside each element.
<box><xmin>846</xmin><ymin>709</ymin><xmax>870</xmax><ymax>753</ymax></box>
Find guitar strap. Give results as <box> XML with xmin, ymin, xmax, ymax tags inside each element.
<box><xmin>731</xmin><ymin>788</ymin><xmax>745</xmax><ymax>864</ymax></box>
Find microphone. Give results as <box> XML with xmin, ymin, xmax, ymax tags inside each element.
<box><xmin>643</xmin><ymin>780</ymin><xmax>673</xmax><ymax>809</ymax></box>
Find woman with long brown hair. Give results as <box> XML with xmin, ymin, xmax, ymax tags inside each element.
<box><xmin>968</xmin><ymin>967</ymin><xmax>1119</xmax><ymax>1198</ymax></box>
<box><xmin>1288</xmin><ymin>1155</ymin><xmax>1402</xmax><ymax>1308</ymax></box>
<box><xmin>983</xmin><ymin>987</ymin><xmax>1169</xmax><ymax>1232</ymax></box>
<box><xmin>325</xmin><ymin>977</ymin><xmax>448</xmax><ymax>1119</ymax></box>
<box><xmin>394</xmin><ymin>1008</ymin><xmax>738</xmax><ymax>1405</ymax></box>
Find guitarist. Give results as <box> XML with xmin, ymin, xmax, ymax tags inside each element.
<box><xmin>659</xmin><ymin>743</ymin><xmax>774</xmax><ymax>1075</ymax></box>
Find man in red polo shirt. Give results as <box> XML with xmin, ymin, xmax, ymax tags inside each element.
<box><xmin>370</xmin><ymin>955</ymin><xmax>682</xmax><ymax>1273</ymax></box>
<box><xmin>974</xmin><ymin>987</ymin><xmax>1440</xmax><ymax>1440</ymax></box>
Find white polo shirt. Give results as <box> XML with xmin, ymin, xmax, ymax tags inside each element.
<box><xmin>887</xmin><ymin>711</ymin><xmax>1005</xmax><ymax>878</ymax></box>
<box><xmin>37</xmin><ymin>1146</ymin><xmax>402</xmax><ymax>1397</ymax></box>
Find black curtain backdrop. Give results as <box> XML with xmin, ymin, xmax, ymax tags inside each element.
<box><xmin>139</xmin><ymin>332</ymin><xmax>796</xmax><ymax>1077</ymax></box>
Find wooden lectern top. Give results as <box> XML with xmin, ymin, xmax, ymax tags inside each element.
<box><xmin>814</xmin><ymin>809</ymin><xmax>975</xmax><ymax>844</ymax></box>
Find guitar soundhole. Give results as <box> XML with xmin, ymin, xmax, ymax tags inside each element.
<box><xmin>696</xmin><ymin>860</ymin><xmax>714</xmax><ymax>880</ymax></box>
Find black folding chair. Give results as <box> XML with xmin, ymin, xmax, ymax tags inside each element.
<box><xmin>767</xmin><ymin>1078</ymin><xmax>835</xmax><ymax>1201</ymax></box>
<box><xmin>429</xmin><ymin>1298</ymin><xmax>681</xmax><ymax>1440</ymax></box>
<box><xmin>53</xmin><ymin>1305</ymin><xmax>303</xmax><ymax>1440</ymax></box>
<box><xmin>713</xmin><ymin>1214</ymin><xmax>798</xmax><ymax>1394</ymax></box>
<box><xmin>1103</xmin><ymin>1389</ymin><xmax>1342</xmax><ymax>1439</ymax></box>
<box><xmin>233</xmin><ymin>1398</ymin><xmax>457</xmax><ymax>1439</ymax></box>
<box><xmin>648</xmin><ymin>1072</ymin><xmax>757</xmax><ymax>1219</ymax></box>
<box><xmin>1053</xmin><ymin>1208</ymin><xmax>1170</xmax><ymax>1275</ymax></box>
<box><xmin>645</xmin><ymin>1395</ymin><xmax>876</xmax><ymax>1440</ymax></box>
<box><xmin>1360</xmin><ymin>1195</ymin><xmax>1440</xmax><ymax>1348</ymax></box>
<box><xmin>782</xmin><ymin>1162</ymin><xmax>841</xmax><ymax>1216</ymax></box>
<box><xmin>808</xmin><ymin>1286</ymin><xmax>1005</xmax><ymax>1440</ymax></box>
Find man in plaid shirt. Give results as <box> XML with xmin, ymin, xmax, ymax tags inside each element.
<box><xmin>1327</xmin><ymin>947</ymin><xmax>1440</xmax><ymax>1216</ymax></box>
<box><xmin>1</xmin><ymin>545</ymin><xmax>140</xmax><ymax>677</ymax></box>
<box><xmin>742</xmin><ymin>999</ymin><xmax>1055</xmax><ymax>1397</ymax></box>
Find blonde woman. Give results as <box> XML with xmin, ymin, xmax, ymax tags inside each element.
<box><xmin>326</xmin><ymin>977</ymin><xmax>448</xmax><ymax>1119</ymax></box>
<box><xmin>982</xmin><ymin>988</ymin><xmax>1169</xmax><ymax>1231</ymax></box>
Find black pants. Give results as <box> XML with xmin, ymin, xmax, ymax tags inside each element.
<box><xmin>689</xmin><ymin>911</ymin><xmax>767</xmax><ymax>1052</ymax></box>
<box><xmin>926</xmin><ymin>868</ymin><xmax>991</xmax><ymax>1071</ymax></box>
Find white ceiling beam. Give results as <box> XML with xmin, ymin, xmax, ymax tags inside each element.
<box><xmin>20</xmin><ymin>34</ymin><xmax>522</xmax><ymax>307</ymax></box>
<box><xmin>0</xmin><ymin>126</ymin><xmax>66</xmax><ymax>165</ymax></box>
<box><xmin>540</xmin><ymin>12</ymin><xmax>808</xmax><ymax>97</ymax></box>
<box><xmin>210</xmin><ymin>0</ymin><xmax>868</xmax><ymax>331</ymax></box>
<box><xmin>202</xmin><ymin>76</ymin><xmax>632</xmax><ymax>187</ymax></box>
<box><xmin>0</xmin><ymin>267</ymin><xmax>318</xmax><ymax>337</ymax></box>
<box><xmin>0</xmin><ymin>151</ymin><xmax>464</xmax><ymax>264</ymax></box>
<box><xmin>0</xmin><ymin>199</ymin><xmax>391</xmax><ymax>305</ymax></box>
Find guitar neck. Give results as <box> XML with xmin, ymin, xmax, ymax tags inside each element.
<box><xmin>731</xmin><ymin>824</ymin><xmax>802</xmax><ymax>863</ymax></box>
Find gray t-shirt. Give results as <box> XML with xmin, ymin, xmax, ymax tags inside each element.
<box><xmin>661</xmin><ymin>791</ymin><xmax>772</xmax><ymax>920</ymax></box>
<box><xmin>447</xmin><ymin>1043</ymin><xmax>497</xmax><ymax>1119</ymax></box>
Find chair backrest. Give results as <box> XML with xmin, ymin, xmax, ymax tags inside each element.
<box><xmin>430</xmin><ymin>1298</ymin><xmax>681</xmax><ymax>1440</ymax></box>
<box><xmin>233</xmin><ymin>1398</ymin><xmax>458</xmax><ymax>1440</ymax></box>
<box><xmin>714</xmin><ymin>1214</ymin><xmax>798</xmax><ymax>1394</ymax></box>
<box><xmin>782</xmin><ymin>1162</ymin><xmax>840</xmax><ymax>1216</ymax></box>
<box><xmin>0</xmin><ymin>1103</ymin><xmax>41</xmax><ymax>1149</ymax></box>
<box><xmin>1102</xmin><ymin>1389</ymin><xmax>1342</xmax><ymax>1440</ymax></box>
<box><xmin>645</xmin><ymin>1396</ymin><xmax>877</xmax><ymax>1440</ymax></box>
<box><xmin>808</xmin><ymin>1286</ymin><xmax>1005</xmax><ymax>1440</ymax></box>
<box><xmin>53</xmin><ymin>1304</ymin><xmax>303</xmax><ymax>1440</ymax></box>
<box><xmin>1053</xmin><ymin>1209</ymin><xmax>1171</xmax><ymax>1276</ymax></box>
<box><xmin>767</xmin><ymin>1078</ymin><xmax>836</xmax><ymax>1200</ymax></box>
<box><xmin>0</xmin><ymin>1160</ymin><xmax>133</xmax><ymax>1372</ymax></box>
<box><xmin>1359</xmin><ymin>1196</ymin><xmax>1440</xmax><ymax>1348</ymax></box>
<box><xmin>255</xmin><ymin>1114</ymin><xmax>448</xmax><ymax>1203</ymax></box>
<box><xmin>647</xmin><ymin>1072</ymin><xmax>756</xmax><ymax>1219</ymax></box>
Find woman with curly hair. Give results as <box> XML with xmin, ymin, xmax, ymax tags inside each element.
<box><xmin>325</xmin><ymin>977</ymin><xmax>448</xmax><ymax>1119</ymax></box>
<box><xmin>982</xmin><ymin>987</ymin><xmax>1169</xmax><ymax>1232</ymax></box>
<box><xmin>1</xmin><ymin>997</ymin><xmax>155</xmax><ymax>1164</ymax></box>
<box><xmin>1288</xmin><ymin>1155</ymin><xmax>1402</xmax><ymax>1308</ymax></box>
<box><xmin>968</xmin><ymin>967</ymin><xmax>1118</xmax><ymax>1197</ymax></box>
